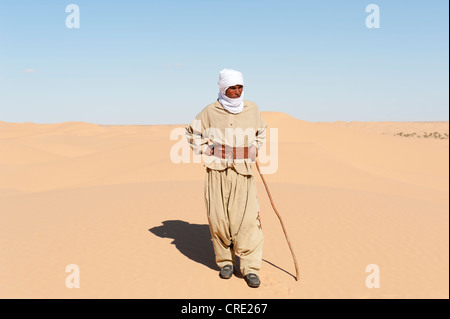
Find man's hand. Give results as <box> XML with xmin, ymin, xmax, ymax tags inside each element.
<box><xmin>204</xmin><ymin>146</ymin><xmax>214</xmax><ymax>156</ymax></box>
<box><xmin>249</xmin><ymin>145</ymin><xmax>258</xmax><ymax>161</ymax></box>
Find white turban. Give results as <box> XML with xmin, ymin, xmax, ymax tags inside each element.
<box><xmin>218</xmin><ymin>69</ymin><xmax>244</xmax><ymax>114</ymax></box>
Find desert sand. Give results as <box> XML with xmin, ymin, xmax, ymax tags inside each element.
<box><xmin>0</xmin><ymin>113</ymin><xmax>448</xmax><ymax>299</ymax></box>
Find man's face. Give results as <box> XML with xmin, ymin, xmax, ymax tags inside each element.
<box><xmin>225</xmin><ymin>85</ymin><xmax>243</xmax><ymax>98</ymax></box>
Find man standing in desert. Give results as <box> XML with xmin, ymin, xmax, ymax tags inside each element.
<box><xmin>185</xmin><ymin>69</ymin><xmax>267</xmax><ymax>288</ymax></box>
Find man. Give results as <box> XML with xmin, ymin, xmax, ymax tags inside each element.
<box><xmin>185</xmin><ymin>69</ymin><xmax>267</xmax><ymax>288</ymax></box>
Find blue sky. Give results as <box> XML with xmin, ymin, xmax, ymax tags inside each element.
<box><xmin>0</xmin><ymin>0</ymin><xmax>448</xmax><ymax>124</ymax></box>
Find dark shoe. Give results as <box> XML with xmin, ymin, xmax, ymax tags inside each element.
<box><xmin>219</xmin><ymin>265</ymin><xmax>234</xmax><ymax>279</ymax></box>
<box><xmin>244</xmin><ymin>273</ymin><xmax>261</xmax><ymax>288</ymax></box>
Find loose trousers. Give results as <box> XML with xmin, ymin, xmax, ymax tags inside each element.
<box><xmin>204</xmin><ymin>167</ymin><xmax>264</xmax><ymax>276</ymax></box>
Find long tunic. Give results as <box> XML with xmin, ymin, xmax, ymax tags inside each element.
<box><xmin>185</xmin><ymin>100</ymin><xmax>267</xmax><ymax>176</ymax></box>
<box><xmin>185</xmin><ymin>99</ymin><xmax>267</xmax><ymax>276</ymax></box>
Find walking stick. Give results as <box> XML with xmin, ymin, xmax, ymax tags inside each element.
<box><xmin>255</xmin><ymin>159</ymin><xmax>299</xmax><ymax>282</ymax></box>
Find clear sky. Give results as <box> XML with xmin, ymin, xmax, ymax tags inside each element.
<box><xmin>0</xmin><ymin>0</ymin><xmax>448</xmax><ymax>124</ymax></box>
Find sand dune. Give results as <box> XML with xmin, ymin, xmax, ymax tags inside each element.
<box><xmin>0</xmin><ymin>114</ymin><xmax>448</xmax><ymax>298</ymax></box>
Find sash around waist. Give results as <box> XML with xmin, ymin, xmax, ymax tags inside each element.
<box><xmin>210</xmin><ymin>144</ymin><xmax>254</xmax><ymax>160</ymax></box>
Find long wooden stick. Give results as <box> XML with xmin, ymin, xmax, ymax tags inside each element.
<box><xmin>255</xmin><ymin>160</ymin><xmax>299</xmax><ymax>281</ymax></box>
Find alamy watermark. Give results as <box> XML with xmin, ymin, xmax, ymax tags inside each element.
<box><xmin>65</xmin><ymin>4</ymin><xmax>379</xmax><ymax>30</ymax></box>
<box><xmin>65</xmin><ymin>4</ymin><xmax>80</xmax><ymax>29</ymax></box>
<box><xmin>170</xmin><ymin>124</ymin><xmax>279</xmax><ymax>174</ymax></box>
<box><xmin>65</xmin><ymin>264</ymin><xmax>80</xmax><ymax>288</ymax></box>
<box><xmin>365</xmin><ymin>4</ymin><xmax>380</xmax><ymax>29</ymax></box>
<box><xmin>365</xmin><ymin>264</ymin><xmax>380</xmax><ymax>288</ymax></box>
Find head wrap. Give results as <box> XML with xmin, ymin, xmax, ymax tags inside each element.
<box><xmin>218</xmin><ymin>69</ymin><xmax>244</xmax><ymax>114</ymax></box>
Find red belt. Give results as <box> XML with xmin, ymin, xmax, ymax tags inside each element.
<box><xmin>212</xmin><ymin>144</ymin><xmax>251</xmax><ymax>160</ymax></box>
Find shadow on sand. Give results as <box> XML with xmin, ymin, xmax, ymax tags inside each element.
<box><xmin>149</xmin><ymin>220</ymin><xmax>296</xmax><ymax>280</ymax></box>
<box><xmin>148</xmin><ymin>220</ymin><xmax>218</xmax><ymax>271</ymax></box>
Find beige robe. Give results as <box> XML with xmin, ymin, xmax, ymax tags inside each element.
<box><xmin>185</xmin><ymin>100</ymin><xmax>267</xmax><ymax>176</ymax></box>
<box><xmin>186</xmin><ymin>100</ymin><xmax>266</xmax><ymax>276</ymax></box>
